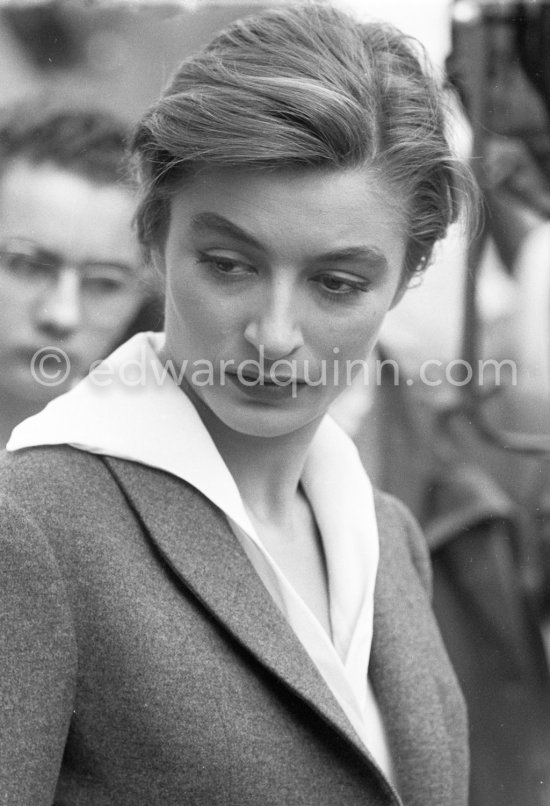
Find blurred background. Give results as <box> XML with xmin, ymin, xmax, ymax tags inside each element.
<box><xmin>0</xmin><ymin>0</ymin><xmax>453</xmax><ymax>116</ymax></box>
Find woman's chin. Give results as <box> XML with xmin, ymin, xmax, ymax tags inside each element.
<box><xmin>190</xmin><ymin>384</ymin><xmax>326</xmax><ymax>441</ymax></box>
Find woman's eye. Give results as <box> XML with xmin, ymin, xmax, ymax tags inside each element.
<box><xmin>315</xmin><ymin>273</ymin><xmax>370</xmax><ymax>296</ymax></box>
<box><xmin>320</xmin><ymin>276</ymin><xmax>349</xmax><ymax>292</ymax></box>
<box><xmin>213</xmin><ymin>259</ymin><xmax>243</xmax><ymax>274</ymax></box>
<box><xmin>199</xmin><ymin>254</ymin><xmax>255</xmax><ymax>277</ymax></box>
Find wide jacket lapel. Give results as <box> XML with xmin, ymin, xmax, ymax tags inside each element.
<box><xmin>102</xmin><ymin>456</ymin><xmax>390</xmax><ymax>778</ymax></box>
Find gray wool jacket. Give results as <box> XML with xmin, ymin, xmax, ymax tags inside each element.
<box><xmin>0</xmin><ymin>445</ymin><xmax>468</xmax><ymax>806</ymax></box>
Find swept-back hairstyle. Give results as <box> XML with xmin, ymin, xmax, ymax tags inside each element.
<box><xmin>132</xmin><ymin>3</ymin><xmax>473</xmax><ymax>277</ymax></box>
<box><xmin>0</xmin><ymin>98</ymin><xmax>133</xmax><ymax>187</ymax></box>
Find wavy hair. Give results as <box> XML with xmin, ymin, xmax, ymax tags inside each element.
<box><xmin>132</xmin><ymin>3</ymin><xmax>474</xmax><ymax>278</ymax></box>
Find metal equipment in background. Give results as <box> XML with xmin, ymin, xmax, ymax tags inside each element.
<box><xmin>447</xmin><ymin>0</ymin><xmax>550</xmax><ymax>454</ymax></box>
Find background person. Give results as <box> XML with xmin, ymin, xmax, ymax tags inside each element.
<box><xmin>0</xmin><ymin>5</ymin><xmax>471</xmax><ymax>804</ymax></box>
<box><xmin>0</xmin><ymin>99</ymin><xmax>161</xmax><ymax>447</ymax></box>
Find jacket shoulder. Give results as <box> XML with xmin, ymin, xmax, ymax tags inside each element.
<box><xmin>0</xmin><ymin>445</ymin><xmax>124</xmax><ymax>507</ymax></box>
<box><xmin>373</xmin><ymin>487</ymin><xmax>432</xmax><ymax>596</ymax></box>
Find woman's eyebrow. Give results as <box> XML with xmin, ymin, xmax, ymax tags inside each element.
<box><xmin>190</xmin><ymin>212</ymin><xmax>264</xmax><ymax>250</ymax></box>
<box><xmin>314</xmin><ymin>246</ymin><xmax>388</xmax><ymax>269</ymax></box>
<box><xmin>190</xmin><ymin>213</ymin><xmax>388</xmax><ymax>267</ymax></box>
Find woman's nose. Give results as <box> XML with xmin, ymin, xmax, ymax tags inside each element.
<box><xmin>35</xmin><ymin>267</ymin><xmax>81</xmax><ymax>338</ymax></box>
<box><xmin>244</xmin><ymin>283</ymin><xmax>304</xmax><ymax>359</ymax></box>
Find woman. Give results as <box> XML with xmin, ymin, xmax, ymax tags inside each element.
<box><xmin>0</xmin><ymin>5</ymin><xmax>471</xmax><ymax>805</ymax></box>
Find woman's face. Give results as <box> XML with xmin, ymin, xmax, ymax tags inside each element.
<box><xmin>159</xmin><ymin>166</ymin><xmax>408</xmax><ymax>438</ymax></box>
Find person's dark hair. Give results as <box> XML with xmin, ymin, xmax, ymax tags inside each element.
<box><xmin>0</xmin><ymin>98</ymin><xmax>133</xmax><ymax>187</ymax></box>
<box><xmin>132</xmin><ymin>2</ymin><xmax>474</xmax><ymax>279</ymax></box>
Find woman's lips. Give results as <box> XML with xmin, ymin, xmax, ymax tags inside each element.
<box><xmin>239</xmin><ymin>373</ymin><xmax>301</xmax><ymax>385</ymax></box>
<box><xmin>224</xmin><ymin>370</ymin><xmax>306</xmax><ymax>401</ymax></box>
